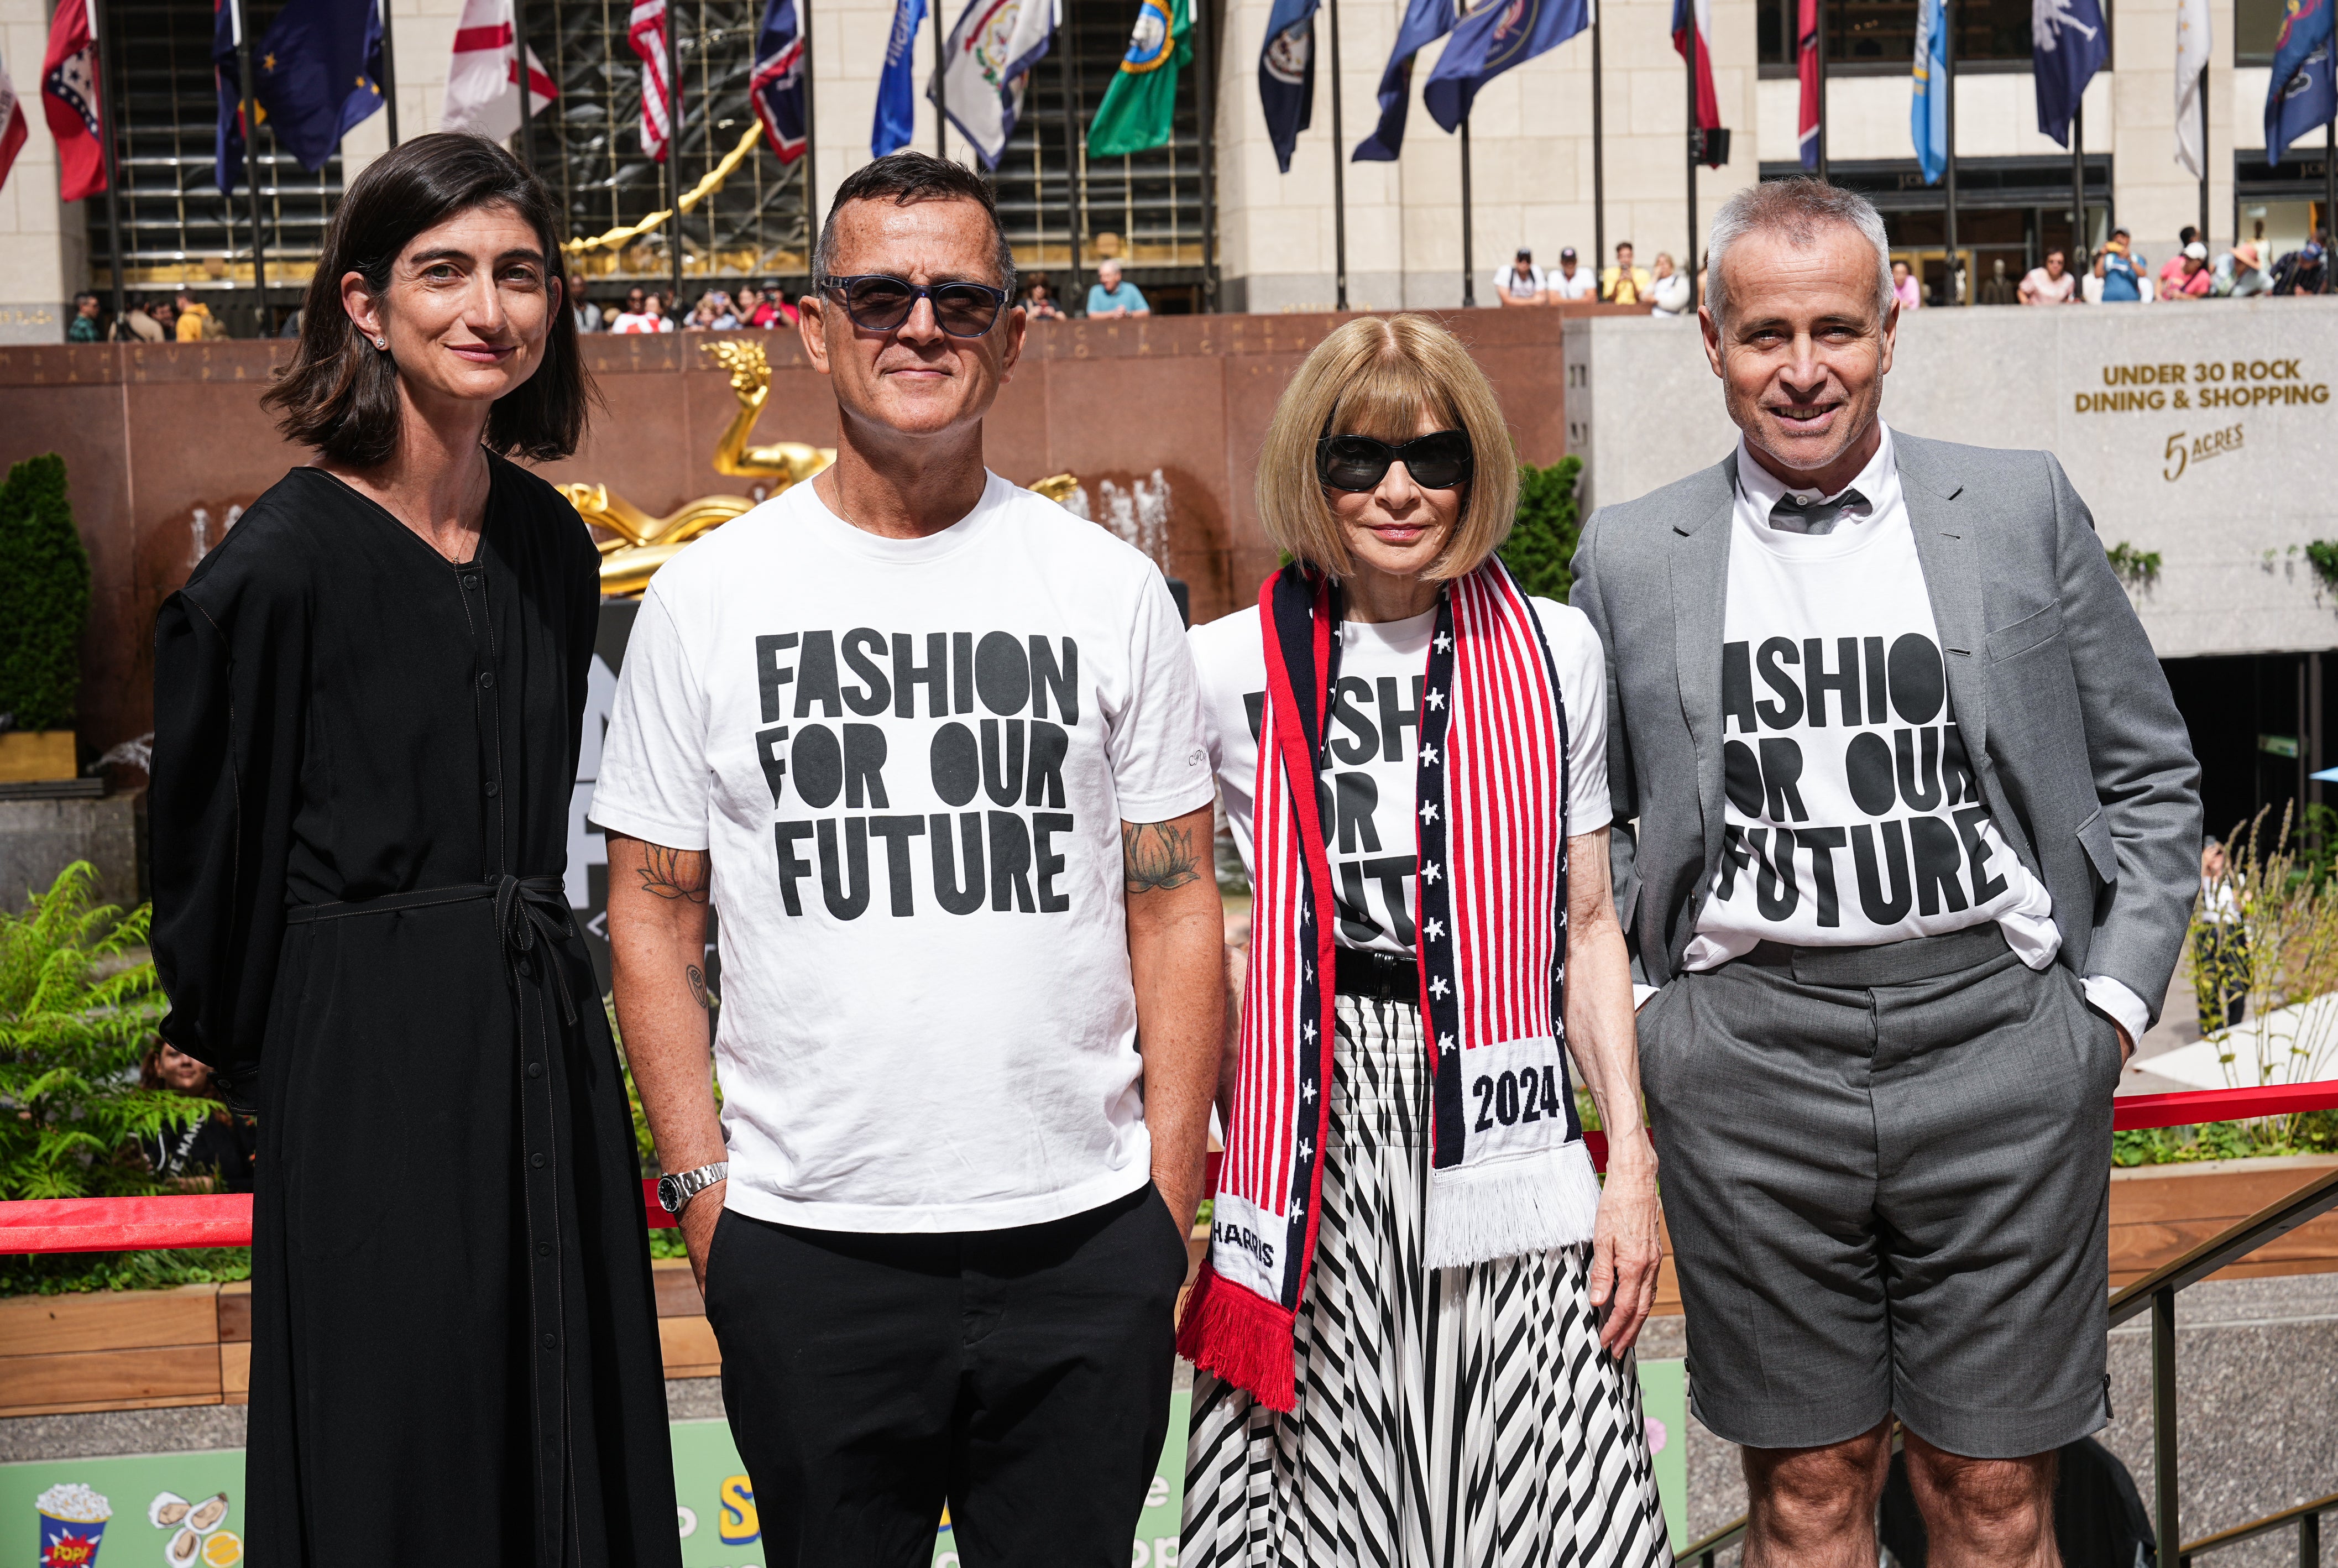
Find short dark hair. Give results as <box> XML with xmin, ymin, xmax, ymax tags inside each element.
<box><xmin>813</xmin><ymin>151</ymin><xmax>1015</xmax><ymax>292</ymax></box>
<box><xmin>264</xmin><ymin>133</ymin><xmax>589</xmax><ymax>466</ymax></box>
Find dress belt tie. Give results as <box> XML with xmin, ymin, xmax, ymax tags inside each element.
<box><xmin>288</xmin><ymin>875</ymin><xmax>577</xmax><ymax>1024</ymax></box>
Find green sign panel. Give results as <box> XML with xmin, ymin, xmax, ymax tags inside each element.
<box><xmin>5</xmin><ymin>1364</ymin><xmax>1687</xmax><ymax>1565</ymax></box>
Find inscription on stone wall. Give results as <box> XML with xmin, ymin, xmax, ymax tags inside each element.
<box><xmin>2074</xmin><ymin>357</ymin><xmax>2329</xmax><ymax>413</ymax></box>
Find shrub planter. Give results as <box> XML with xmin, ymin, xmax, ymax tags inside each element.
<box><xmin>0</xmin><ymin>732</ymin><xmax>77</xmax><ymax>784</ymax></box>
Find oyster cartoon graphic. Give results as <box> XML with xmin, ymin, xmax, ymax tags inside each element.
<box><xmin>185</xmin><ymin>1497</ymin><xmax>228</xmax><ymax>1534</ymax></box>
<box><xmin>149</xmin><ymin>1492</ymin><xmax>191</xmax><ymax>1528</ymax></box>
<box><xmin>168</xmin><ymin>1525</ymin><xmax>203</xmax><ymax>1564</ymax></box>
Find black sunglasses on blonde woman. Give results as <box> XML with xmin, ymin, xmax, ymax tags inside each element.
<box><xmin>1315</xmin><ymin>429</ymin><xmax>1476</xmax><ymax>492</ymax></box>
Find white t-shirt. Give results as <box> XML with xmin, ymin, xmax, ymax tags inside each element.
<box><xmin>1189</xmin><ymin>599</ymin><xmax>1612</xmax><ymax>957</ymax></box>
<box><xmin>1549</xmin><ymin>264</ymin><xmax>1597</xmax><ymax>301</ymax></box>
<box><xmin>591</xmin><ymin>474</ymin><xmax>1217</xmax><ymax>1232</ymax></box>
<box><xmin>1683</xmin><ymin>425</ymin><xmax>2060</xmax><ymax>971</ymax></box>
<box><xmin>610</xmin><ymin>311</ymin><xmax>672</xmax><ymax>334</ymax></box>
<box><xmin>1492</xmin><ymin>265</ymin><xmax>1547</xmax><ymax>302</ymax></box>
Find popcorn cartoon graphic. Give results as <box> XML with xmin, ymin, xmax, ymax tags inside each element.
<box><xmin>35</xmin><ymin>1482</ymin><xmax>112</xmax><ymax>1566</ymax></box>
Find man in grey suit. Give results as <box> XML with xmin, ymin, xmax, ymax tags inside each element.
<box><xmin>1573</xmin><ymin>179</ymin><xmax>2200</xmax><ymax>1565</ymax></box>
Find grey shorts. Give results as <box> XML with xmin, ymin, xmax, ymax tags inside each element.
<box><xmin>1638</xmin><ymin>924</ymin><xmax>2121</xmax><ymax>1459</ymax></box>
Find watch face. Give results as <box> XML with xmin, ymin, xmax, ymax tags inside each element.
<box><xmin>657</xmin><ymin>1174</ymin><xmax>684</xmax><ymax>1213</ymax></box>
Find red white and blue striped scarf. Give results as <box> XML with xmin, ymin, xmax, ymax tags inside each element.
<box><xmin>1178</xmin><ymin>559</ymin><xmax>1601</xmax><ymax>1411</ymax></box>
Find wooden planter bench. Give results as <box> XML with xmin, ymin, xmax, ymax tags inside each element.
<box><xmin>6</xmin><ymin>1154</ymin><xmax>2335</xmax><ymax>1420</ymax></box>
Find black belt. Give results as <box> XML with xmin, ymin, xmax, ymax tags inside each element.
<box><xmin>1335</xmin><ymin>946</ymin><xmax>1421</xmax><ymax>1002</ymax></box>
<box><xmin>287</xmin><ymin>871</ymin><xmax>579</xmax><ymax>1566</ymax></box>
<box><xmin>287</xmin><ymin>873</ymin><xmax>578</xmax><ymax>1022</ymax></box>
<box><xmin>1739</xmin><ymin>921</ymin><xmax>2011</xmax><ymax>987</ymax></box>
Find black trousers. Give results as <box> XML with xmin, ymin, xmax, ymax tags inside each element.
<box><xmin>703</xmin><ymin>1183</ymin><xmax>1189</xmax><ymax>1568</ymax></box>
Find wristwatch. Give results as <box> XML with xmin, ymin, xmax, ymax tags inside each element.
<box><xmin>656</xmin><ymin>1161</ymin><xmax>730</xmax><ymax>1217</ymax></box>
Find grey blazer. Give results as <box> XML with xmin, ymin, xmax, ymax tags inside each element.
<box><xmin>1570</xmin><ymin>431</ymin><xmax>2201</xmax><ymax>1025</ymax></box>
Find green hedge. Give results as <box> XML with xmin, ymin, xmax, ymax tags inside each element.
<box><xmin>0</xmin><ymin>453</ymin><xmax>90</xmax><ymax>733</ymax></box>
<box><xmin>1499</xmin><ymin>456</ymin><xmax>1585</xmax><ymax>604</ymax></box>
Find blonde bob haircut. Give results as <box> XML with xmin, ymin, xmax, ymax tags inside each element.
<box><xmin>1257</xmin><ymin>314</ymin><xmax>1518</xmax><ymax>583</ymax></box>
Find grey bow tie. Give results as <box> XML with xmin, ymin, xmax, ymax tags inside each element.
<box><xmin>1768</xmin><ymin>487</ymin><xmax>1869</xmax><ymax>535</ymax></box>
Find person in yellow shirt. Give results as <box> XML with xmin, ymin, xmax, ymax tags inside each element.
<box><xmin>1600</xmin><ymin>241</ymin><xmax>1654</xmax><ymax>304</ymax></box>
<box><xmin>173</xmin><ymin>293</ymin><xmax>216</xmax><ymax>341</ymax></box>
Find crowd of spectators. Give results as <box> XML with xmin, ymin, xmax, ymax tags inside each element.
<box><xmin>65</xmin><ymin>226</ymin><xmax>2329</xmax><ymax>343</ymax></box>
<box><xmin>2005</xmin><ymin>224</ymin><xmax>2327</xmax><ymax>305</ymax></box>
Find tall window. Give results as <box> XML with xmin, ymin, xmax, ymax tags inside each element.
<box><xmin>97</xmin><ymin>0</ymin><xmax>348</xmax><ymax>320</ymax></box>
<box><xmin>1760</xmin><ymin>0</ymin><xmax>2043</xmax><ymax>68</ymax></box>
<box><xmin>2235</xmin><ymin>0</ymin><xmax>2284</xmax><ymax>62</ymax></box>
<box><xmin>526</xmin><ymin>0</ymin><xmax>814</xmax><ymax>300</ymax></box>
<box><xmin>986</xmin><ymin>0</ymin><xmax>1210</xmax><ymax>309</ymax></box>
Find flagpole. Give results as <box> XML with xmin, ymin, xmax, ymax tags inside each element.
<box><xmin>231</xmin><ymin>0</ymin><xmax>270</xmax><ymax>328</ymax></box>
<box><xmin>379</xmin><ymin>0</ymin><xmax>400</xmax><ymax>144</ymax></box>
<box><xmin>2196</xmin><ymin>66</ymin><xmax>2209</xmax><ymax>249</ymax></box>
<box><xmin>802</xmin><ymin>0</ymin><xmax>818</xmax><ymax>279</ymax></box>
<box><xmin>1062</xmin><ymin>7</ymin><xmax>1085</xmax><ymax>301</ymax></box>
<box><xmin>933</xmin><ymin>0</ymin><xmax>946</xmax><ymax>158</ymax></box>
<box><xmin>1194</xmin><ymin>0</ymin><xmax>1217</xmax><ymax>310</ymax></box>
<box><xmin>2070</xmin><ymin>99</ymin><xmax>2085</xmax><ymax>272</ymax></box>
<box><xmin>87</xmin><ymin>0</ymin><xmax>128</xmax><ymax>329</ymax></box>
<box><xmin>1591</xmin><ymin>0</ymin><xmax>1605</xmax><ymax>277</ymax></box>
<box><xmin>1328</xmin><ymin>0</ymin><xmax>1348</xmax><ymax>309</ymax></box>
<box><xmin>1814</xmin><ymin>0</ymin><xmax>1827</xmax><ymax>179</ymax></box>
<box><xmin>1460</xmin><ymin>117</ymin><xmax>1475</xmax><ymax>306</ymax></box>
<box><xmin>512</xmin><ymin>0</ymin><xmax>534</xmax><ymax>166</ymax></box>
<box><xmin>2325</xmin><ymin>118</ymin><xmax>2334</xmax><ymax>266</ymax></box>
<box><xmin>1685</xmin><ymin>1</ymin><xmax>1697</xmax><ymax>309</ymax></box>
<box><xmin>667</xmin><ymin>0</ymin><xmax>684</xmax><ymax>312</ymax></box>
<box><xmin>1942</xmin><ymin>0</ymin><xmax>1958</xmax><ymax>305</ymax></box>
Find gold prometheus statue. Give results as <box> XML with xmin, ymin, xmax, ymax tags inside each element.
<box><xmin>572</xmin><ymin>338</ymin><xmax>838</xmax><ymax>597</ymax></box>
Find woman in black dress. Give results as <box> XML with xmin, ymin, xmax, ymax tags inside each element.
<box><xmin>149</xmin><ymin>135</ymin><xmax>680</xmax><ymax>1568</ymax></box>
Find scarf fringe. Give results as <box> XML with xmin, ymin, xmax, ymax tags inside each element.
<box><xmin>1422</xmin><ymin>1137</ymin><xmax>1604</xmax><ymax>1272</ymax></box>
<box><xmin>1176</xmin><ymin>1260</ymin><xmax>1300</xmax><ymax>1413</ymax></box>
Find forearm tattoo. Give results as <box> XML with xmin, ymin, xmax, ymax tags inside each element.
<box><xmin>687</xmin><ymin>964</ymin><xmax>711</xmax><ymax>1011</ymax></box>
<box><xmin>1123</xmin><ymin>821</ymin><xmax>1202</xmax><ymax>894</ymax></box>
<box><xmin>638</xmin><ymin>845</ymin><xmax>711</xmax><ymax>903</ymax></box>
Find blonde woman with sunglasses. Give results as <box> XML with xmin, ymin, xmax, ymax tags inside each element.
<box><xmin>1178</xmin><ymin>314</ymin><xmax>1668</xmax><ymax>1566</ymax></box>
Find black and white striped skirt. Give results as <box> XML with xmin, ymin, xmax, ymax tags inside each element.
<box><xmin>1183</xmin><ymin>990</ymin><xmax>1672</xmax><ymax>1568</ymax></box>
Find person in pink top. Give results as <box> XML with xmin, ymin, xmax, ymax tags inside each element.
<box><xmin>2164</xmin><ymin>242</ymin><xmax>2214</xmax><ymax>300</ymax></box>
<box><xmin>1891</xmin><ymin>258</ymin><xmax>1923</xmax><ymax>310</ymax></box>
<box><xmin>2020</xmin><ymin>248</ymin><xmax>2078</xmax><ymax>305</ymax></box>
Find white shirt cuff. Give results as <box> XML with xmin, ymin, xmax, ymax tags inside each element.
<box><xmin>2081</xmin><ymin>975</ymin><xmax>2151</xmax><ymax>1047</ymax></box>
<box><xmin>1632</xmin><ymin>983</ymin><xmax>1660</xmax><ymax>1012</ymax></box>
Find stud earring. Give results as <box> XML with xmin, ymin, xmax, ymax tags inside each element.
<box><xmin>373</xmin><ymin>336</ymin><xmax>388</xmax><ymax>350</ymax></box>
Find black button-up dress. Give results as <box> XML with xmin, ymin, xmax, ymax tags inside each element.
<box><xmin>149</xmin><ymin>458</ymin><xmax>681</xmax><ymax>1568</ymax></box>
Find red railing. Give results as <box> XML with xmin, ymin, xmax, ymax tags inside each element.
<box><xmin>5</xmin><ymin>1081</ymin><xmax>2336</xmax><ymax>1256</ymax></box>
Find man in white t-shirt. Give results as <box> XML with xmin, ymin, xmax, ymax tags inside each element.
<box><xmin>593</xmin><ymin>151</ymin><xmax>1223</xmax><ymax>1566</ymax></box>
<box><xmin>1493</xmin><ymin>248</ymin><xmax>1547</xmax><ymax>306</ymax></box>
<box><xmin>1549</xmin><ymin>245</ymin><xmax>1598</xmax><ymax>301</ymax></box>
<box><xmin>1573</xmin><ymin>179</ymin><xmax>2200</xmax><ymax>1562</ymax></box>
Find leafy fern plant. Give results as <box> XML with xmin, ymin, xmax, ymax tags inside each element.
<box><xmin>0</xmin><ymin>861</ymin><xmax>186</xmax><ymax>1201</ymax></box>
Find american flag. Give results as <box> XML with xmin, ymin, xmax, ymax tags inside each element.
<box><xmin>629</xmin><ymin>0</ymin><xmax>671</xmax><ymax>161</ymax></box>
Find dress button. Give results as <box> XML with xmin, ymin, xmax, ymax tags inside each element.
<box><xmin>478</xmin><ymin>671</ymin><xmax>495</xmax><ymax>689</ymax></box>
<box><xmin>531</xmin><ymin>1152</ymin><xmax>547</xmax><ymax>1169</ymax></box>
<box><xmin>537</xmin><ymin>1242</ymin><xmax>552</xmax><ymax>1258</ymax></box>
<box><xmin>527</xmin><ymin>1062</ymin><xmax>543</xmax><ymax>1079</ymax></box>
<box><xmin>484</xmin><ymin>780</ymin><xmax>500</xmax><ymax>797</ymax></box>
<box><xmin>516</xmin><ymin>958</ymin><xmax>533</xmax><ymax>980</ymax></box>
<box><xmin>542</xmin><ymin>1332</ymin><xmax>557</xmax><ymax>1349</ymax></box>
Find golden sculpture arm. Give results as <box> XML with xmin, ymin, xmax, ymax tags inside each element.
<box><xmin>702</xmin><ymin>339</ymin><xmax>835</xmax><ymax>485</ymax></box>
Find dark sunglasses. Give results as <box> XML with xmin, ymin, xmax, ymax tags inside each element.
<box><xmin>817</xmin><ymin>274</ymin><xmax>1012</xmax><ymax>338</ymax></box>
<box><xmin>1316</xmin><ymin>429</ymin><xmax>1476</xmax><ymax>492</ymax></box>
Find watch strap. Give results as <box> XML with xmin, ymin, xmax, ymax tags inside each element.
<box><xmin>660</xmin><ymin>1161</ymin><xmax>730</xmax><ymax>1215</ymax></box>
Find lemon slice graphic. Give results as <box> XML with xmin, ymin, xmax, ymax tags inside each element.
<box><xmin>202</xmin><ymin>1529</ymin><xmax>244</xmax><ymax>1565</ymax></box>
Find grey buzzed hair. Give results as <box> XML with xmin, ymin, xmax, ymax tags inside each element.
<box><xmin>1706</xmin><ymin>178</ymin><xmax>1894</xmax><ymax>332</ymax></box>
